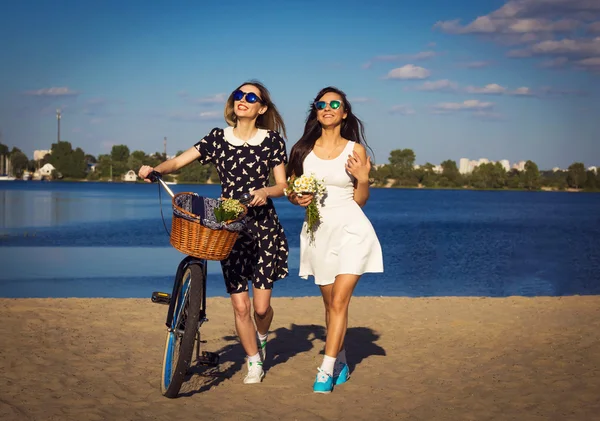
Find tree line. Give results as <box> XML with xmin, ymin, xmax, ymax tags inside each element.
<box><xmin>370</xmin><ymin>149</ymin><xmax>599</xmax><ymax>191</ymax></box>
<box><xmin>0</xmin><ymin>140</ymin><xmax>219</xmax><ymax>184</ymax></box>
<box><xmin>1</xmin><ymin>141</ymin><xmax>598</xmax><ymax>191</ymax></box>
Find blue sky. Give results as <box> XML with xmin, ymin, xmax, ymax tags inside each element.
<box><xmin>0</xmin><ymin>0</ymin><xmax>598</xmax><ymax>169</ymax></box>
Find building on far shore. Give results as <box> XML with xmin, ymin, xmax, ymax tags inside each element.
<box><xmin>512</xmin><ymin>161</ymin><xmax>526</xmax><ymax>171</ymax></box>
<box><xmin>123</xmin><ymin>170</ymin><xmax>137</xmax><ymax>182</ymax></box>
<box><xmin>459</xmin><ymin>157</ymin><xmax>512</xmax><ymax>174</ymax></box>
<box><xmin>39</xmin><ymin>163</ymin><xmax>55</xmax><ymax>178</ymax></box>
<box><xmin>34</xmin><ymin>150</ymin><xmax>52</xmax><ymax>161</ymax></box>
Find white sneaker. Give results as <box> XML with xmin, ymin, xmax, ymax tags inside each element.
<box><xmin>243</xmin><ymin>361</ymin><xmax>265</xmax><ymax>384</ymax></box>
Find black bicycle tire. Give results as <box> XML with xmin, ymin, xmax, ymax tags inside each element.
<box><xmin>161</xmin><ymin>264</ymin><xmax>204</xmax><ymax>398</ymax></box>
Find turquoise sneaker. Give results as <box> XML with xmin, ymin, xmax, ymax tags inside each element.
<box><xmin>333</xmin><ymin>362</ymin><xmax>350</xmax><ymax>385</ymax></box>
<box><xmin>313</xmin><ymin>368</ymin><xmax>333</xmax><ymax>393</ymax></box>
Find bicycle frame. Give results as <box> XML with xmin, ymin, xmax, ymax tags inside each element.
<box><xmin>149</xmin><ymin>173</ymin><xmax>209</xmax><ymax>329</ymax></box>
<box><xmin>165</xmin><ymin>256</ymin><xmax>207</xmax><ymax>329</ymax></box>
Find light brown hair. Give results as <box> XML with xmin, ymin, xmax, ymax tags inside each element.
<box><xmin>224</xmin><ymin>80</ymin><xmax>287</xmax><ymax>139</ymax></box>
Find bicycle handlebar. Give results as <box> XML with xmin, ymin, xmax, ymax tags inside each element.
<box><xmin>147</xmin><ymin>170</ymin><xmax>175</xmax><ymax>199</ymax></box>
<box><xmin>147</xmin><ymin>170</ymin><xmax>253</xmax><ymax>205</ymax></box>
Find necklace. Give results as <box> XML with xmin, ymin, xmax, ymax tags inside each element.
<box><xmin>318</xmin><ymin>141</ymin><xmax>344</xmax><ymax>159</ymax></box>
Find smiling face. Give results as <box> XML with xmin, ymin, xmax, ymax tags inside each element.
<box><xmin>315</xmin><ymin>92</ymin><xmax>347</xmax><ymax>128</ymax></box>
<box><xmin>233</xmin><ymin>84</ymin><xmax>267</xmax><ymax>120</ymax></box>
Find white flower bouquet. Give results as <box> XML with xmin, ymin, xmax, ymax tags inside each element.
<box><xmin>213</xmin><ymin>198</ymin><xmax>246</xmax><ymax>223</ymax></box>
<box><xmin>286</xmin><ymin>173</ymin><xmax>326</xmax><ymax>244</ymax></box>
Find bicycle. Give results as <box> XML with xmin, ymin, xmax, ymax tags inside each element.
<box><xmin>147</xmin><ymin>171</ymin><xmax>250</xmax><ymax>398</ymax></box>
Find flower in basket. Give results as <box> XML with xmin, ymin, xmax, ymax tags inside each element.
<box><xmin>286</xmin><ymin>173</ymin><xmax>326</xmax><ymax>244</ymax></box>
<box><xmin>214</xmin><ymin>198</ymin><xmax>246</xmax><ymax>224</ymax></box>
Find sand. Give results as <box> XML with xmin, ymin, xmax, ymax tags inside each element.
<box><xmin>1</xmin><ymin>296</ymin><xmax>599</xmax><ymax>421</ymax></box>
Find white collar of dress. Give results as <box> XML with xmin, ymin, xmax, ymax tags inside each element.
<box><xmin>223</xmin><ymin>126</ymin><xmax>267</xmax><ymax>146</ymax></box>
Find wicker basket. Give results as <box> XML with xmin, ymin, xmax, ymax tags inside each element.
<box><xmin>170</xmin><ymin>192</ymin><xmax>247</xmax><ymax>261</ymax></box>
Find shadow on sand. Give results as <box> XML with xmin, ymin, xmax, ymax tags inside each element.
<box><xmin>177</xmin><ymin>324</ymin><xmax>385</xmax><ymax>397</ymax></box>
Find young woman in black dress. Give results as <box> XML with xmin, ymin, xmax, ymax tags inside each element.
<box><xmin>138</xmin><ymin>80</ymin><xmax>289</xmax><ymax>384</ymax></box>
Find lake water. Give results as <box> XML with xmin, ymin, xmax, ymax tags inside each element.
<box><xmin>1</xmin><ymin>181</ymin><xmax>599</xmax><ymax>298</ymax></box>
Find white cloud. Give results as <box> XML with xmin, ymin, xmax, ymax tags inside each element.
<box><xmin>385</xmin><ymin>64</ymin><xmax>430</xmax><ymax>80</ymax></box>
<box><xmin>576</xmin><ymin>56</ymin><xmax>600</xmax><ymax>71</ymax></box>
<box><xmin>363</xmin><ymin>51</ymin><xmax>439</xmax><ymax>69</ymax></box>
<box><xmin>433</xmin><ymin>0</ymin><xmax>600</xmax><ymax>73</ymax></box>
<box><xmin>198</xmin><ymin>111</ymin><xmax>222</xmax><ymax>120</ymax></box>
<box><xmin>24</xmin><ymin>87</ymin><xmax>80</xmax><ymax>96</ymax></box>
<box><xmin>463</xmin><ymin>83</ymin><xmax>535</xmax><ymax>96</ymax></box>
<box><xmin>434</xmin><ymin>100</ymin><xmax>494</xmax><ymax>112</ymax></box>
<box><xmin>434</xmin><ymin>16</ymin><xmax>579</xmax><ymax>34</ymax></box>
<box><xmin>589</xmin><ymin>21</ymin><xmax>600</xmax><ymax>33</ymax></box>
<box><xmin>412</xmin><ymin>79</ymin><xmax>458</xmax><ymax>91</ymax></box>
<box><xmin>465</xmin><ymin>83</ymin><xmax>507</xmax><ymax>94</ymax></box>
<box><xmin>389</xmin><ymin>105</ymin><xmax>415</xmax><ymax>115</ymax></box>
<box><xmin>435</xmin><ymin>0</ymin><xmax>598</xmax><ymax>35</ymax></box>
<box><xmin>511</xmin><ymin>86</ymin><xmax>533</xmax><ymax>95</ymax></box>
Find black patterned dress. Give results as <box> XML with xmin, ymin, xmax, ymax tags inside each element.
<box><xmin>194</xmin><ymin>127</ymin><xmax>289</xmax><ymax>294</ymax></box>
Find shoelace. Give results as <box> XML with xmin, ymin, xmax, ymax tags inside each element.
<box><xmin>316</xmin><ymin>369</ymin><xmax>330</xmax><ymax>382</ymax></box>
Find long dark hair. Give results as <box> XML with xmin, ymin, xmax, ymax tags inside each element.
<box><xmin>224</xmin><ymin>80</ymin><xmax>287</xmax><ymax>139</ymax></box>
<box><xmin>286</xmin><ymin>86</ymin><xmax>372</xmax><ymax>177</ymax></box>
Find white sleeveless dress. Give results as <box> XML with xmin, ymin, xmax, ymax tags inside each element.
<box><xmin>299</xmin><ymin>141</ymin><xmax>384</xmax><ymax>285</ymax></box>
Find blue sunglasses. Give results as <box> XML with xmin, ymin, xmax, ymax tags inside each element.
<box><xmin>232</xmin><ymin>89</ymin><xmax>264</xmax><ymax>104</ymax></box>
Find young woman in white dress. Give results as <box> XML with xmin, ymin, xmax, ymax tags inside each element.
<box><xmin>286</xmin><ymin>86</ymin><xmax>384</xmax><ymax>393</ymax></box>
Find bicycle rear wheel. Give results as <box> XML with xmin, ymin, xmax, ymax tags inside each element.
<box><xmin>160</xmin><ymin>264</ymin><xmax>204</xmax><ymax>398</ymax></box>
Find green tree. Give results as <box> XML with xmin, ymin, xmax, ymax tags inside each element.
<box><xmin>178</xmin><ymin>161</ymin><xmax>211</xmax><ymax>183</ymax></box>
<box><xmin>9</xmin><ymin>147</ymin><xmax>29</xmax><ymax>177</ymax></box>
<box><xmin>127</xmin><ymin>150</ymin><xmax>147</xmax><ymax>177</ymax></box>
<box><xmin>583</xmin><ymin>170</ymin><xmax>598</xmax><ymax>191</ymax></box>
<box><xmin>370</xmin><ymin>164</ymin><xmax>392</xmax><ymax>186</ymax></box>
<box><xmin>111</xmin><ymin>145</ymin><xmax>130</xmax><ymax>163</ymax></box>
<box><xmin>93</xmin><ymin>154</ymin><xmax>113</xmax><ymax>179</ymax></box>
<box><xmin>108</xmin><ymin>145</ymin><xmax>131</xmax><ymax>179</ymax></box>
<box><xmin>388</xmin><ymin>149</ymin><xmax>415</xmax><ymax>178</ymax></box>
<box><xmin>441</xmin><ymin>160</ymin><xmax>461</xmax><ymax>187</ymax></box>
<box><xmin>521</xmin><ymin>160</ymin><xmax>540</xmax><ymax>190</ymax></box>
<box><xmin>470</xmin><ymin>163</ymin><xmax>506</xmax><ymax>189</ymax></box>
<box><xmin>567</xmin><ymin>162</ymin><xmax>586</xmax><ymax>189</ymax></box>
<box><xmin>47</xmin><ymin>140</ymin><xmax>87</xmax><ymax>179</ymax></box>
<box><xmin>506</xmin><ymin>169</ymin><xmax>523</xmax><ymax>189</ymax></box>
<box><xmin>209</xmin><ymin>165</ymin><xmax>220</xmax><ymax>183</ymax></box>
<box><xmin>540</xmin><ymin>170</ymin><xmax>567</xmax><ymax>190</ymax></box>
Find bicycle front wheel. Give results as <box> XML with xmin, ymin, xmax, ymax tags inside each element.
<box><xmin>160</xmin><ymin>264</ymin><xmax>204</xmax><ymax>398</ymax></box>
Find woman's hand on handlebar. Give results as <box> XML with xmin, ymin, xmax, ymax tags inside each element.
<box><xmin>138</xmin><ymin>165</ymin><xmax>155</xmax><ymax>182</ymax></box>
<box><xmin>249</xmin><ymin>188</ymin><xmax>268</xmax><ymax>207</ymax></box>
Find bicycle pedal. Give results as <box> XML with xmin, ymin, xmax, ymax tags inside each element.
<box><xmin>197</xmin><ymin>351</ymin><xmax>219</xmax><ymax>366</ymax></box>
<box><xmin>151</xmin><ymin>291</ymin><xmax>171</xmax><ymax>305</ymax></box>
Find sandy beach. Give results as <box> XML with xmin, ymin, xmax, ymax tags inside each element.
<box><xmin>1</xmin><ymin>296</ymin><xmax>599</xmax><ymax>421</ymax></box>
